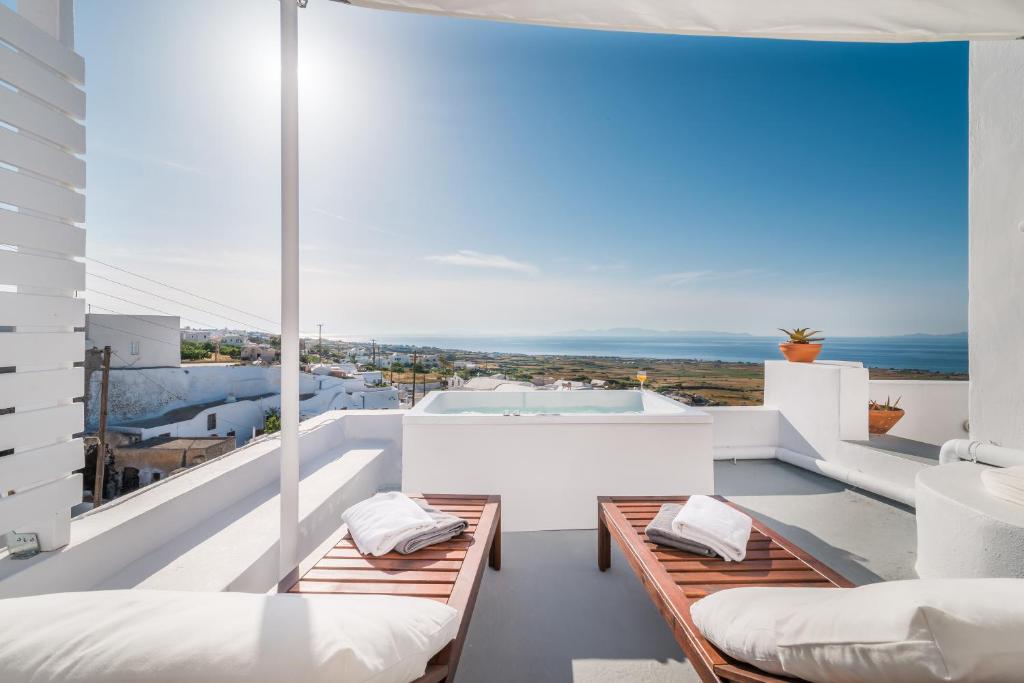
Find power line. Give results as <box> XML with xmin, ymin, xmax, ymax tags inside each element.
<box><xmin>85</xmin><ymin>256</ymin><xmax>280</xmax><ymax>326</ymax></box>
<box><xmin>87</xmin><ymin>272</ymin><xmax>278</xmax><ymax>335</ymax></box>
<box><xmin>87</xmin><ymin>303</ymin><xmax>197</xmax><ymax>332</ymax></box>
<box><xmin>87</xmin><ymin>288</ymin><xmax>223</xmax><ymax>331</ymax></box>
<box><xmin>8</xmin><ymin>249</ymin><xmax>279</xmax><ymax>332</ymax></box>
<box><xmin>89</xmin><ymin>321</ymin><xmax>184</xmax><ymax>350</ymax></box>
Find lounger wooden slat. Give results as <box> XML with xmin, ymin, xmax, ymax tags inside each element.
<box><xmin>326</xmin><ymin>548</ymin><xmax>469</xmax><ymax>560</ymax></box>
<box><xmin>599</xmin><ymin>495</ymin><xmax>853</xmax><ymax>683</ymax></box>
<box><xmin>315</xmin><ymin>557</ymin><xmax>466</xmax><ymax>571</ymax></box>
<box><xmin>288</xmin><ymin>493</ymin><xmax>500</xmax><ymax>683</ymax></box>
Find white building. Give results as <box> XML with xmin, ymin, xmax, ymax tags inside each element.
<box><xmin>86</xmin><ymin>314</ymin><xmax>181</xmax><ymax>369</ymax></box>
<box><xmin>216</xmin><ymin>333</ymin><xmax>246</xmax><ymax>347</ymax></box>
<box><xmin>240</xmin><ymin>343</ymin><xmax>277</xmax><ymax>363</ymax></box>
<box><xmin>180</xmin><ymin>329</ymin><xmax>214</xmax><ymax>342</ymax></box>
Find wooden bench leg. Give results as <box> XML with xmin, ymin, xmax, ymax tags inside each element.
<box><xmin>598</xmin><ymin>508</ymin><xmax>611</xmax><ymax>571</ymax></box>
<box><xmin>488</xmin><ymin>515</ymin><xmax>501</xmax><ymax>570</ymax></box>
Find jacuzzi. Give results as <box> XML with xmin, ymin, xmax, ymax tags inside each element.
<box><xmin>403</xmin><ymin>391</ymin><xmax>713</xmax><ymax>531</ymax></box>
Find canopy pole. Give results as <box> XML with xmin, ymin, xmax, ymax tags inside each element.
<box><xmin>278</xmin><ymin>0</ymin><xmax>300</xmax><ymax>586</ymax></box>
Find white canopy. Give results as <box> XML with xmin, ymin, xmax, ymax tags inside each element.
<box><xmin>347</xmin><ymin>0</ymin><xmax>1024</xmax><ymax>43</ymax></box>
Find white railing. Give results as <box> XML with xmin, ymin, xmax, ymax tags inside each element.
<box><xmin>0</xmin><ymin>2</ymin><xmax>85</xmax><ymax>551</ymax></box>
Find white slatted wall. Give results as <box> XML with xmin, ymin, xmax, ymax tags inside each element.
<box><xmin>0</xmin><ymin>1</ymin><xmax>85</xmax><ymax>551</ymax></box>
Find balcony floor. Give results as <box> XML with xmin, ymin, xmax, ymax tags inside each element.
<box><xmin>457</xmin><ymin>459</ymin><xmax>917</xmax><ymax>683</ymax></box>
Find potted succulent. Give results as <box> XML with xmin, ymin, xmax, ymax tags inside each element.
<box><xmin>778</xmin><ymin>328</ymin><xmax>825</xmax><ymax>363</ymax></box>
<box><xmin>869</xmin><ymin>396</ymin><xmax>904</xmax><ymax>435</ymax></box>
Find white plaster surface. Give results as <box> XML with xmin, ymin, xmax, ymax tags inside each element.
<box><xmin>916</xmin><ymin>461</ymin><xmax>1024</xmax><ymax>579</ymax></box>
<box><xmin>969</xmin><ymin>41</ymin><xmax>1024</xmax><ymax>451</ymax></box>
<box><xmin>868</xmin><ymin>380</ymin><xmax>968</xmax><ymax>445</ymax></box>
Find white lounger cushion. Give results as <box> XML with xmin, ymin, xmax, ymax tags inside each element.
<box><xmin>690</xmin><ymin>586</ymin><xmax>838</xmax><ymax>675</ymax></box>
<box><xmin>0</xmin><ymin>590</ymin><xmax>458</xmax><ymax>683</ymax></box>
<box><xmin>694</xmin><ymin>579</ymin><xmax>1024</xmax><ymax>683</ymax></box>
<box><xmin>777</xmin><ymin>579</ymin><xmax>1024</xmax><ymax>683</ymax></box>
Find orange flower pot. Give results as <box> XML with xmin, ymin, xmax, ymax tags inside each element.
<box><xmin>779</xmin><ymin>343</ymin><xmax>822</xmax><ymax>363</ymax></box>
<box><xmin>869</xmin><ymin>408</ymin><xmax>905</xmax><ymax>435</ymax></box>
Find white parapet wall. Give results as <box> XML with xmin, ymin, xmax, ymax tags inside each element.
<box><xmin>705</xmin><ymin>406</ymin><xmax>780</xmax><ymax>460</ymax></box>
<box><xmin>756</xmin><ymin>361</ymin><xmax>929</xmax><ymax>505</ymax></box>
<box><xmin>764</xmin><ymin>360</ymin><xmax>869</xmax><ymax>457</ymax></box>
<box><xmin>868</xmin><ymin>380</ymin><xmax>969</xmax><ymax>446</ymax></box>
<box><xmin>0</xmin><ymin>410</ymin><xmax>404</xmax><ymax>597</ymax></box>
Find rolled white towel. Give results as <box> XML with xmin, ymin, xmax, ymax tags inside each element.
<box><xmin>342</xmin><ymin>491</ymin><xmax>436</xmax><ymax>556</ymax></box>
<box><xmin>671</xmin><ymin>495</ymin><xmax>753</xmax><ymax>562</ymax></box>
<box><xmin>981</xmin><ymin>465</ymin><xmax>1024</xmax><ymax>507</ymax></box>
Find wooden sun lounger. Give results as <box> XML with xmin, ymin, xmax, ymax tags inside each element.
<box><xmin>288</xmin><ymin>493</ymin><xmax>501</xmax><ymax>683</ymax></box>
<box><xmin>598</xmin><ymin>495</ymin><xmax>853</xmax><ymax>683</ymax></box>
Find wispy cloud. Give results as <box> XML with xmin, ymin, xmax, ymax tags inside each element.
<box><xmin>425</xmin><ymin>250</ymin><xmax>538</xmax><ymax>274</ymax></box>
<box><xmin>656</xmin><ymin>271</ymin><xmax>714</xmax><ymax>287</ymax></box>
<box><xmin>586</xmin><ymin>263</ymin><xmax>628</xmax><ymax>273</ymax></box>
<box><xmin>90</xmin><ymin>144</ymin><xmax>210</xmax><ymax>178</ymax></box>
<box><xmin>655</xmin><ymin>269</ymin><xmax>763</xmax><ymax>287</ymax></box>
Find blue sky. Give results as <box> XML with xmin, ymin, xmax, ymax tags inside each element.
<box><xmin>75</xmin><ymin>1</ymin><xmax>967</xmax><ymax>337</ymax></box>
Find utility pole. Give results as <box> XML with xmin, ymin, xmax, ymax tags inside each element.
<box><xmin>411</xmin><ymin>352</ymin><xmax>418</xmax><ymax>407</ymax></box>
<box><xmin>317</xmin><ymin>322</ymin><xmax>323</xmax><ymax>358</ymax></box>
<box><xmin>93</xmin><ymin>346</ymin><xmax>112</xmax><ymax>508</ymax></box>
<box><xmin>371</xmin><ymin>339</ymin><xmax>376</xmax><ymax>367</ymax></box>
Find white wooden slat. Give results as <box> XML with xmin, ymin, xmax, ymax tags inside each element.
<box><xmin>0</xmin><ymin>439</ymin><xmax>82</xmax><ymax>492</ymax></box>
<box><xmin>0</xmin><ymin>367</ymin><xmax>83</xmax><ymax>408</ymax></box>
<box><xmin>0</xmin><ymin>207</ymin><xmax>85</xmax><ymax>255</ymax></box>
<box><xmin>0</xmin><ymin>474</ymin><xmax>82</xmax><ymax>537</ymax></box>
<box><xmin>0</xmin><ymin>291</ymin><xmax>83</xmax><ymax>327</ymax></box>
<box><xmin>0</xmin><ymin>126</ymin><xmax>85</xmax><ymax>188</ymax></box>
<box><xmin>0</xmin><ymin>45</ymin><xmax>85</xmax><ymax>119</ymax></box>
<box><xmin>0</xmin><ymin>250</ymin><xmax>84</xmax><ymax>289</ymax></box>
<box><xmin>0</xmin><ymin>167</ymin><xmax>84</xmax><ymax>222</ymax></box>
<box><xmin>0</xmin><ymin>403</ymin><xmax>82</xmax><ymax>451</ymax></box>
<box><xmin>0</xmin><ymin>3</ymin><xmax>84</xmax><ymax>84</ymax></box>
<box><xmin>0</xmin><ymin>331</ymin><xmax>84</xmax><ymax>366</ymax></box>
<box><xmin>0</xmin><ymin>86</ymin><xmax>84</xmax><ymax>153</ymax></box>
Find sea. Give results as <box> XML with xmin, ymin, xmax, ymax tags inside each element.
<box><xmin>364</xmin><ymin>334</ymin><xmax>968</xmax><ymax>374</ymax></box>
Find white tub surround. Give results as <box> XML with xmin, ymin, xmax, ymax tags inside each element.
<box><xmin>916</xmin><ymin>462</ymin><xmax>1024</xmax><ymax>579</ymax></box>
<box><xmin>403</xmin><ymin>391</ymin><xmax>713</xmax><ymax>531</ymax></box>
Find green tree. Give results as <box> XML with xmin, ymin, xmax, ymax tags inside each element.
<box><xmin>264</xmin><ymin>409</ymin><xmax>281</xmax><ymax>434</ymax></box>
<box><xmin>180</xmin><ymin>341</ymin><xmax>210</xmax><ymax>361</ymax></box>
<box><xmin>220</xmin><ymin>344</ymin><xmax>241</xmax><ymax>359</ymax></box>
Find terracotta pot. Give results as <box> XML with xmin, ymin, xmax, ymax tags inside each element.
<box><xmin>869</xmin><ymin>408</ymin><xmax>905</xmax><ymax>435</ymax></box>
<box><xmin>779</xmin><ymin>343</ymin><xmax>822</xmax><ymax>363</ymax></box>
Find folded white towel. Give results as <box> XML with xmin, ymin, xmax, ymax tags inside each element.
<box><xmin>981</xmin><ymin>465</ymin><xmax>1024</xmax><ymax>507</ymax></box>
<box><xmin>341</xmin><ymin>492</ymin><xmax>437</xmax><ymax>556</ymax></box>
<box><xmin>671</xmin><ymin>495</ymin><xmax>753</xmax><ymax>562</ymax></box>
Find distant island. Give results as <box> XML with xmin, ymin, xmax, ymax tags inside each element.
<box><xmin>559</xmin><ymin>328</ymin><xmax>753</xmax><ymax>337</ymax></box>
